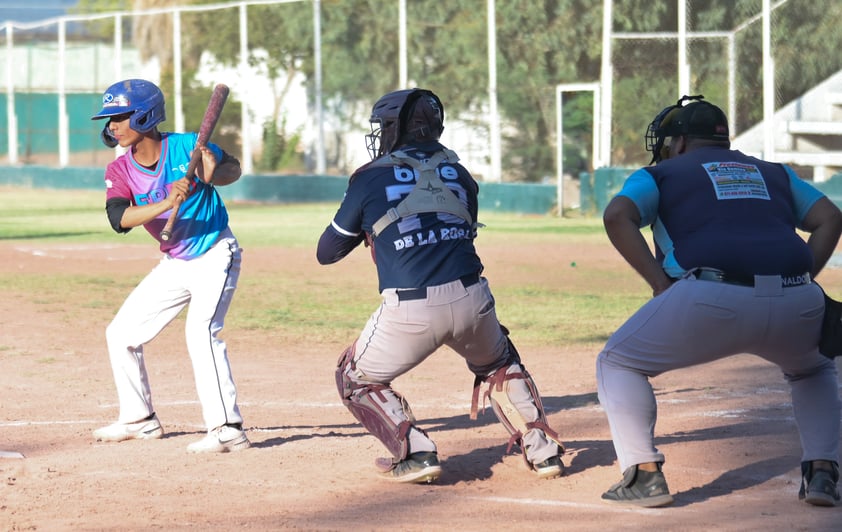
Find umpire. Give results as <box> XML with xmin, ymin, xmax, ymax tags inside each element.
<box><xmin>317</xmin><ymin>88</ymin><xmax>564</xmax><ymax>484</ymax></box>
<box><xmin>597</xmin><ymin>95</ymin><xmax>842</xmax><ymax>507</ymax></box>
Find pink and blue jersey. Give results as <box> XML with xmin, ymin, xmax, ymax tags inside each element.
<box><xmin>104</xmin><ymin>132</ymin><xmax>229</xmax><ymax>260</ymax></box>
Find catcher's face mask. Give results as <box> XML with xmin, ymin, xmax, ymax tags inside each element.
<box><xmin>645</xmin><ymin>94</ymin><xmax>705</xmax><ymax>165</ymax></box>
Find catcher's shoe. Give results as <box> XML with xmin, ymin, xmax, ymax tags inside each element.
<box><xmin>799</xmin><ymin>460</ymin><xmax>840</xmax><ymax>507</ymax></box>
<box><xmin>93</xmin><ymin>414</ymin><xmax>163</xmax><ymax>442</ymax></box>
<box><xmin>379</xmin><ymin>451</ymin><xmax>441</xmax><ymax>484</ymax></box>
<box><xmin>534</xmin><ymin>454</ymin><xmax>564</xmax><ymax>480</ymax></box>
<box><xmin>601</xmin><ymin>463</ymin><xmax>674</xmax><ymax>508</ymax></box>
<box><xmin>187</xmin><ymin>424</ymin><xmax>251</xmax><ymax>453</ymax></box>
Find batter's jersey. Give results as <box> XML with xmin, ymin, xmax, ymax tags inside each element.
<box><xmin>318</xmin><ymin>142</ymin><xmax>483</xmax><ymax>291</ymax></box>
<box><xmin>104</xmin><ymin>132</ymin><xmax>229</xmax><ymax>260</ymax></box>
<box><xmin>618</xmin><ymin>146</ymin><xmax>824</xmax><ymax>278</ymax></box>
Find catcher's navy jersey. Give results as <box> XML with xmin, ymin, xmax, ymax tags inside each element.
<box><xmin>319</xmin><ymin>142</ymin><xmax>483</xmax><ymax>291</ymax></box>
<box><xmin>618</xmin><ymin>146</ymin><xmax>823</xmax><ymax>279</ymax></box>
<box><xmin>104</xmin><ymin>132</ymin><xmax>229</xmax><ymax>260</ymax></box>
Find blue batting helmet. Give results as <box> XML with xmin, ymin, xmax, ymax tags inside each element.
<box><xmin>91</xmin><ymin>79</ymin><xmax>166</xmax><ymax>133</ymax></box>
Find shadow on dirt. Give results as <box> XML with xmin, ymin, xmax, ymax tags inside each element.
<box><xmin>671</xmin><ymin>455</ymin><xmax>796</xmax><ymax>506</ymax></box>
<box><xmin>248</xmin><ymin>397</ymin><xmax>802</xmax><ymax>505</ymax></box>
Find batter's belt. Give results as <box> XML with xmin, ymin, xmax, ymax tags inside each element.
<box><xmin>690</xmin><ymin>267</ymin><xmax>811</xmax><ymax>287</ymax></box>
<box><xmin>395</xmin><ymin>273</ymin><xmax>481</xmax><ymax>301</ymax></box>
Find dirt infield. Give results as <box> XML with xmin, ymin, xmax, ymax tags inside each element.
<box><xmin>2</xmin><ymin>237</ymin><xmax>842</xmax><ymax>531</ymax></box>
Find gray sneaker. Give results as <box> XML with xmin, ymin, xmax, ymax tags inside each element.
<box><xmin>380</xmin><ymin>452</ymin><xmax>442</xmax><ymax>484</ymax></box>
<box><xmin>93</xmin><ymin>415</ymin><xmax>163</xmax><ymax>442</ymax></box>
<box><xmin>601</xmin><ymin>463</ymin><xmax>674</xmax><ymax>508</ymax></box>
<box><xmin>187</xmin><ymin>424</ymin><xmax>251</xmax><ymax>453</ymax></box>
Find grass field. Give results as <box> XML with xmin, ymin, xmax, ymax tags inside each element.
<box><xmin>0</xmin><ymin>186</ymin><xmax>649</xmax><ymax>348</ymax></box>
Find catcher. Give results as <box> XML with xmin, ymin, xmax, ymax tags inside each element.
<box><xmin>317</xmin><ymin>88</ymin><xmax>564</xmax><ymax>483</ymax></box>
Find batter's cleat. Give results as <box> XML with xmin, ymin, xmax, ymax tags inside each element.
<box><xmin>93</xmin><ymin>414</ymin><xmax>163</xmax><ymax>442</ymax></box>
<box><xmin>601</xmin><ymin>463</ymin><xmax>674</xmax><ymax>508</ymax></box>
<box><xmin>380</xmin><ymin>452</ymin><xmax>442</xmax><ymax>484</ymax></box>
<box><xmin>799</xmin><ymin>460</ymin><xmax>840</xmax><ymax>507</ymax></box>
<box><xmin>533</xmin><ymin>454</ymin><xmax>564</xmax><ymax>480</ymax></box>
<box><xmin>187</xmin><ymin>423</ymin><xmax>251</xmax><ymax>453</ymax></box>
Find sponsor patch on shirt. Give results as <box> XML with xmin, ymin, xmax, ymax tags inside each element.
<box><xmin>702</xmin><ymin>162</ymin><xmax>770</xmax><ymax>200</ymax></box>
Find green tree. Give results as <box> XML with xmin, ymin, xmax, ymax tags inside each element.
<box><xmin>74</xmin><ymin>0</ymin><xmax>842</xmax><ymax>180</ymax></box>
<box><xmin>74</xmin><ymin>0</ymin><xmax>242</xmax><ymax>157</ymax></box>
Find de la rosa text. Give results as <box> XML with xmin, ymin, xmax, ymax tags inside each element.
<box><xmin>393</xmin><ymin>226</ymin><xmax>472</xmax><ymax>250</ymax></box>
<box><xmin>388</xmin><ymin>162</ymin><xmax>472</xmax><ymax>250</ymax></box>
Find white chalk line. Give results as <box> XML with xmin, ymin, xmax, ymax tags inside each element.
<box><xmin>0</xmin><ymin>450</ymin><xmax>25</xmax><ymax>458</ymax></box>
<box><xmin>1</xmin><ymin>420</ymin><xmax>101</xmax><ymax>427</ymax></box>
<box><xmin>0</xmin><ymin>388</ymin><xmax>794</xmax><ymax>431</ymax></box>
<box><xmin>466</xmin><ymin>495</ymin><xmax>668</xmax><ymax>515</ymax></box>
<box><xmin>13</xmin><ymin>244</ymin><xmax>157</xmax><ymax>261</ymax></box>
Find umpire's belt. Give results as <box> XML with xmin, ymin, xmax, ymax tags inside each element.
<box><xmin>691</xmin><ymin>267</ymin><xmax>811</xmax><ymax>287</ymax></box>
<box><xmin>395</xmin><ymin>273</ymin><xmax>481</xmax><ymax>301</ymax></box>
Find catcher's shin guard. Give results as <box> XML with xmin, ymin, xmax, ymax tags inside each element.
<box><xmin>470</xmin><ymin>334</ymin><xmax>564</xmax><ymax>468</ymax></box>
<box><xmin>335</xmin><ymin>344</ymin><xmax>419</xmax><ymax>462</ymax></box>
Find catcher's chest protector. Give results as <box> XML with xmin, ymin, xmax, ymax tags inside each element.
<box><xmin>371</xmin><ymin>149</ymin><xmax>475</xmax><ymax>238</ymax></box>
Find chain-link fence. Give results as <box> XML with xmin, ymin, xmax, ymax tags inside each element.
<box><xmin>607</xmin><ymin>0</ymin><xmax>842</xmax><ymax>181</ymax></box>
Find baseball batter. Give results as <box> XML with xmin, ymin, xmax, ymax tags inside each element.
<box><xmin>598</xmin><ymin>95</ymin><xmax>842</xmax><ymax>507</ymax></box>
<box><xmin>89</xmin><ymin>79</ymin><xmax>250</xmax><ymax>453</ymax></box>
<box><xmin>318</xmin><ymin>88</ymin><xmax>564</xmax><ymax>484</ymax></box>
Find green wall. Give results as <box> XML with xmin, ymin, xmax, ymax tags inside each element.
<box><xmin>0</xmin><ymin>166</ymin><xmax>559</xmax><ymax>215</ymax></box>
<box><xmin>581</xmin><ymin>168</ymin><xmax>842</xmax><ymax>215</ymax></box>
<box><xmin>0</xmin><ymin>93</ymin><xmax>102</xmax><ymax>156</ymax></box>
<box><xmin>580</xmin><ymin>168</ymin><xmax>632</xmax><ymax>215</ymax></box>
<box><xmin>4</xmin><ymin>164</ymin><xmax>839</xmax><ymax>216</ymax></box>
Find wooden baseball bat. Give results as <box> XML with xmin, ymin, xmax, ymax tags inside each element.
<box><xmin>160</xmin><ymin>83</ymin><xmax>230</xmax><ymax>242</ymax></box>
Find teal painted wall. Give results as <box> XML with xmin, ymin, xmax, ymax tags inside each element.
<box><xmin>580</xmin><ymin>168</ymin><xmax>633</xmax><ymax>215</ymax></box>
<box><xmin>0</xmin><ymin>166</ymin><xmax>559</xmax><ymax>215</ymax></box>
<box><xmin>0</xmin><ymin>94</ymin><xmax>102</xmax><ymax>156</ymax></box>
<box><xmin>6</xmin><ymin>164</ymin><xmax>838</xmax><ymax>216</ymax></box>
<box><xmin>811</xmin><ymin>174</ymin><xmax>842</xmax><ymax>205</ymax></box>
<box><xmin>581</xmin><ymin>168</ymin><xmax>842</xmax><ymax>215</ymax></box>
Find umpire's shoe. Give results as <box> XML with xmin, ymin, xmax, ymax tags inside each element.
<box><xmin>380</xmin><ymin>452</ymin><xmax>442</xmax><ymax>484</ymax></box>
<box><xmin>601</xmin><ymin>463</ymin><xmax>674</xmax><ymax>508</ymax></box>
<box><xmin>799</xmin><ymin>460</ymin><xmax>840</xmax><ymax>506</ymax></box>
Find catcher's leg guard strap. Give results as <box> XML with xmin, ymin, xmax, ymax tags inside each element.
<box><xmin>335</xmin><ymin>344</ymin><xmax>419</xmax><ymax>462</ymax></box>
<box><xmin>486</xmin><ymin>364</ymin><xmax>562</xmax><ymax>446</ymax></box>
<box><xmin>471</xmin><ymin>335</ymin><xmax>564</xmax><ymax>467</ymax></box>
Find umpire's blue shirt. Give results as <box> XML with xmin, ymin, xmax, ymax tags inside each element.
<box><xmin>618</xmin><ymin>146</ymin><xmax>823</xmax><ymax>279</ymax></box>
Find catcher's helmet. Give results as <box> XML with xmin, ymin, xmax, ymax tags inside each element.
<box><xmin>365</xmin><ymin>88</ymin><xmax>445</xmax><ymax>160</ymax></box>
<box><xmin>91</xmin><ymin>79</ymin><xmax>166</xmax><ymax>133</ymax></box>
<box><xmin>645</xmin><ymin>94</ymin><xmax>729</xmax><ymax>164</ymax></box>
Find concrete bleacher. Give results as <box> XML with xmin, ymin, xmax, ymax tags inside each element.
<box><xmin>734</xmin><ymin>70</ymin><xmax>842</xmax><ymax>182</ymax></box>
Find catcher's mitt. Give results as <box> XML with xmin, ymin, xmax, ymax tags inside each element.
<box><xmin>819</xmin><ymin>287</ymin><xmax>842</xmax><ymax>359</ymax></box>
<box><xmin>365</xmin><ymin>232</ymin><xmax>376</xmax><ymax>264</ymax></box>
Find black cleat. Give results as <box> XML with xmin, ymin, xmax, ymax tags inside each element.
<box><xmin>602</xmin><ymin>463</ymin><xmax>674</xmax><ymax>508</ymax></box>
<box><xmin>380</xmin><ymin>451</ymin><xmax>442</xmax><ymax>484</ymax></box>
<box><xmin>533</xmin><ymin>454</ymin><xmax>564</xmax><ymax>479</ymax></box>
<box><xmin>799</xmin><ymin>461</ymin><xmax>840</xmax><ymax>507</ymax></box>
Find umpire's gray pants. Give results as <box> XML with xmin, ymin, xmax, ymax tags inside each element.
<box><xmin>596</xmin><ymin>276</ymin><xmax>840</xmax><ymax>472</ymax></box>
